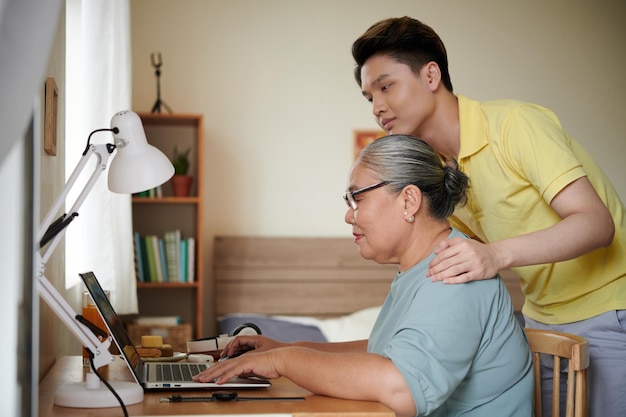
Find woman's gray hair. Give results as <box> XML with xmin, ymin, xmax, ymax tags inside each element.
<box><xmin>358</xmin><ymin>134</ymin><xmax>469</xmax><ymax>219</ymax></box>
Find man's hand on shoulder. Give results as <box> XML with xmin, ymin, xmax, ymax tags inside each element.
<box><xmin>427</xmin><ymin>238</ymin><xmax>503</xmax><ymax>284</ymax></box>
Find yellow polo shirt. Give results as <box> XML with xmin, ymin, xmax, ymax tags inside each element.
<box><xmin>451</xmin><ymin>95</ymin><xmax>626</xmax><ymax>324</ymax></box>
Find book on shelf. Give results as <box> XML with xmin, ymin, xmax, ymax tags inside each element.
<box><xmin>187</xmin><ymin>237</ymin><xmax>195</xmax><ymax>283</ymax></box>
<box><xmin>179</xmin><ymin>238</ymin><xmax>188</xmax><ymax>283</ymax></box>
<box><xmin>133</xmin><ymin>185</ymin><xmax>163</xmax><ymax>198</ymax></box>
<box><xmin>133</xmin><ymin>231</ymin><xmax>145</xmax><ymax>282</ymax></box>
<box><xmin>164</xmin><ymin>230</ymin><xmax>180</xmax><ymax>282</ymax></box>
<box><xmin>144</xmin><ymin>235</ymin><xmax>159</xmax><ymax>282</ymax></box>
<box><xmin>139</xmin><ymin>234</ymin><xmax>149</xmax><ymax>281</ymax></box>
<box><xmin>158</xmin><ymin>237</ymin><xmax>168</xmax><ymax>282</ymax></box>
<box><xmin>133</xmin><ymin>229</ymin><xmax>195</xmax><ymax>284</ymax></box>
<box><xmin>145</xmin><ymin>235</ymin><xmax>166</xmax><ymax>282</ymax></box>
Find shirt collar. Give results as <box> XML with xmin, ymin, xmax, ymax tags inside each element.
<box><xmin>457</xmin><ymin>94</ymin><xmax>489</xmax><ymax>160</ymax></box>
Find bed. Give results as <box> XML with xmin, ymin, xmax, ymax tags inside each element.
<box><xmin>213</xmin><ymin>236</ymin><xmax>525</xmax><ymax>342</ymax></box>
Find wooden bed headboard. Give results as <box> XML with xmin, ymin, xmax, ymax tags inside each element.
<box><xmin>213</xmin><ymin>236</ymin><xmax>398</xmax><ymax>319</ymax></box>
<box><xmin>213</xmin><ymin>236</ymin><xmax>525</xmax><ymax>319</ymax></box>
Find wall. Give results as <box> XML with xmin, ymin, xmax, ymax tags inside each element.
<box><xmin>1</xmin><ymin>121</ymin><xmax>34</xmax><ymax>417</ymax></box>
<box><xmin>130</xmin><ymin>0</ymin><xmax>626</xmax><ymax>334</ymax></box>
<box><xmin>37</xmin><ymin>4</ymin><xmax>67</xmax><ymax>381</ymax></box>
<box><xmin>0</xmin><ymin>0</ymin><xmax>64</xmax><ymax>415</ymax></box>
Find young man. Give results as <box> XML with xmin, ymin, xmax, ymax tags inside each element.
<box><xmin>352</xmin><ymin>16</ymin><xmax>626</xmax><ymax>417</ymax></box>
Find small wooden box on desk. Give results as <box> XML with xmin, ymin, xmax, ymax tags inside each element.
<box><xmin>126</xmin><ymin>323</ymin><xmax>192</xmax><ymax>352</ymax></box>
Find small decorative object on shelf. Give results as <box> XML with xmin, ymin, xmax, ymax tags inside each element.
<box><xmin>150</xmin><ymin>52</ymin><xmax>173</xmax><ymax>114</ymax></box>
<box><xmin>171</xmin><ymin>146</ymin><xmax>192</xmax><ymax>197</ymax></box>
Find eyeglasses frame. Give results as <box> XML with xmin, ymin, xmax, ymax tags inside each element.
<box><xmin>343</xmin><ymin>181</ymin><xmax>390</xmax><ymax>210</ymax></box>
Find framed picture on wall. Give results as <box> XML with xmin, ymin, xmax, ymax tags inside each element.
<box><xmin>353</xmin><ymin>129</ymin><xmax>386</xmax><ymax>160</ymax></box>
<box><xmin>44</xmin><ymin>77</ymin><xmax>58</xmax><ymax>156</ymax></box>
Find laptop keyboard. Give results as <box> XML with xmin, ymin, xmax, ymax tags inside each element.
<box><xmin>155</xmin><ymin>363</ymin><xmax>208</xmax><ymax>382</ymax></box>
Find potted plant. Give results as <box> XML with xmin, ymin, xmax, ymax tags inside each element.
<box><xmin>170</xmin><ymin>146</ymin><xmax>193</xmax><ymax>197</ymax></box>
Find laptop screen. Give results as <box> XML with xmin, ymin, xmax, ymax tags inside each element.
<box><xmin>80</xmin><ymin>271</ymin><xmax>143</xmax><ymax>382</ymax></box>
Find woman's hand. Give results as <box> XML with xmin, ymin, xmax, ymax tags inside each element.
<box><xmin>221</xmin><ymin>335</ymin><xmax>288</xmax><ymax>359</ymax></box>
<box><xmin>193</xmin><ymin>348</ymin><xmax>282</xmax><ymax>383</ymax></box>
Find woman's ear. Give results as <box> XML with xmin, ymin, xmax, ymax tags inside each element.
<box><xmin>402</xmin><ymin>184</ymin><xmax>422</xmax><ymax>218</ymax></box>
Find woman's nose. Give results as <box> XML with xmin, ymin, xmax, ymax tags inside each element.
<box><xmin>344</xmin><ymin>207</ymin><xmax>356</xmax><ymax>225</ymax></box>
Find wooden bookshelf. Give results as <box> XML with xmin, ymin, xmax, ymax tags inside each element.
<box><xmin>132</xmin><ymin>113</ymin><xmax>204</xmax><ymax>339</ymax></box>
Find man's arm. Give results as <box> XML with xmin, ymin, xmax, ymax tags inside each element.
<box><xmin>427</xmin><ymin>176</ymin><xmax>615</xmax><ymax>283</ymax></box>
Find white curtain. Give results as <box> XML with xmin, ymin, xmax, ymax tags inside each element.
<box><xmin>64</xmin><ymin>0</ymin><xmax>136</xmax><ymax>354</ymax></box>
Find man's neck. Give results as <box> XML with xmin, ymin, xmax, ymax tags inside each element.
<box><xmin>418</xmin><ymin>92</ymin><xmax>460</xmax><ymax>159</ymax></box>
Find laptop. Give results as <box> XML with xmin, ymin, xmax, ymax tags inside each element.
<box><xmin>80</xmin><ymin>271</ymin><xmax>270</xmax><ymax>390</ymax></box>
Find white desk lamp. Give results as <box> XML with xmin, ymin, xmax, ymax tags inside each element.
<box><xmin>36</xmin><ymin>110</ymin><xmax>174</xmax><ymax>408</ymax></box>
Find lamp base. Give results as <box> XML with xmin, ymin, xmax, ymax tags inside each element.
<box><xmin>53</xmin><ymin>378</ymin><xmax>144</xmax><ymax>408</ymax></box>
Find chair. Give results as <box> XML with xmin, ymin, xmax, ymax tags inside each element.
<box><xmin>524</xmin><ymin>328</ymin><xmax>589</xmax><ymax>417</ymax></box>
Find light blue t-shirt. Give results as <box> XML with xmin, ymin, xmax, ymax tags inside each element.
<box><xmin>368</xmin><ymin>229</ymin><xmax>533</xmax><ymax>416</ymax></box>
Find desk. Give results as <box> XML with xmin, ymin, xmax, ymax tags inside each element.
<box><xmin>39</xmin><ymin>357</ymin><xmax>395</xmax><ymax>416</ymax></box>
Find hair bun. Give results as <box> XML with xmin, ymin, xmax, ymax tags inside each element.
<box><xmin>443</xmin><ymin>164</ymin><xmax>469</xmax><ymax>207</ymax></box>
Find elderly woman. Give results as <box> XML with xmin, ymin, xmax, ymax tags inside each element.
<box><xmin>194</xmin><ymin>135</ymin><xmax>533</xmax><ymax>417</ymax></box>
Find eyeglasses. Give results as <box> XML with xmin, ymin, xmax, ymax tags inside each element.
<box><xmin>343</xmin><ymin>181</ymin><xmax>390</xmax><ymax>210</ymax></box>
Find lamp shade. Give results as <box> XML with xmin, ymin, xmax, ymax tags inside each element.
<box><xmin>107</xmin><ymin>110</ymin><xmax>174</xmax><ymax>194</ymax></box>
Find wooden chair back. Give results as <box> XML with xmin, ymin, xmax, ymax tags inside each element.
<box><xmin>524</xmin><ymin>328</ymin><xmax>589</xmax><ymax>417</ymax></box>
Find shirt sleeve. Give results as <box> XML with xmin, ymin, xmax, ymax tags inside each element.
<box><xmin>382</xmin><ymin>282</ymin><xmax>486</xmax><ymax>414</ymax></box>
<box><xmin>498</xmin><ymin>104</ymin><xmax>587</xmax><ymax>204</ymax></box>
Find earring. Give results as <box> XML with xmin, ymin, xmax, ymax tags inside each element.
<box><xmin>407</xmin><ymin>216</ymin><xmax>415</xmax><ymax>223</ymax></box>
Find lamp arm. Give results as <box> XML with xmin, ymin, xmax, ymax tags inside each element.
<box><xmin>38</xmin><ymin>143</ymin><xmax>114</xmax><ymax>263</ymax></box>
<box><xmin>36</xmin><ymin>257</ymin><xmax>114</xmax><ymax>370</ymax></box>
<box><xmin>36</xmin><ymin>140</ymin><xmax>117</xmax><ymax>370</ymax></box>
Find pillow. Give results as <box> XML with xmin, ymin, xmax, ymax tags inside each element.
<box><xmin>317</xmin><ymin>306</ymin><xmax>382</xmax><ymax>342</ymax></box>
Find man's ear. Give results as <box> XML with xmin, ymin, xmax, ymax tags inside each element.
<box><xmin>423</xmin><ymin>61</ymin><xmax>442</xmax><ymax>91</ymax></box>
<box><xmin>402</xmin><ymin>184</ymin><xmax>422</xmax><ymax>218</ymax></box>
